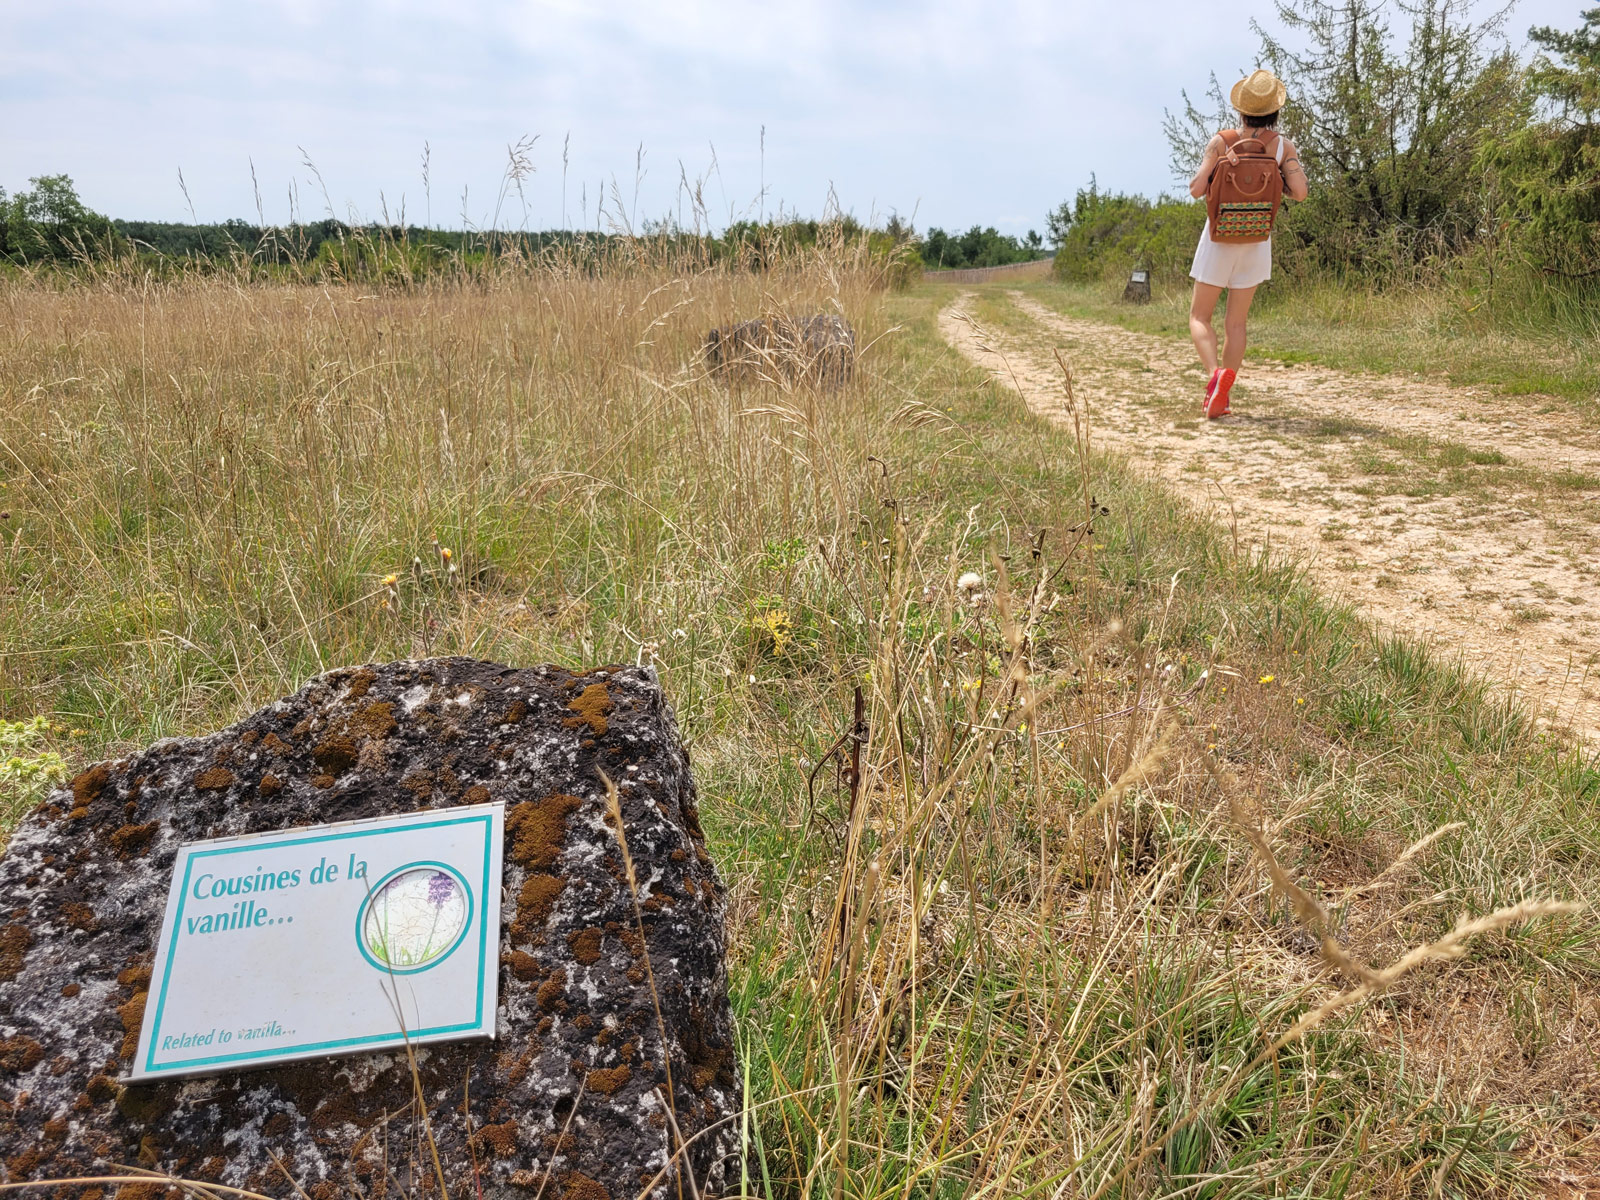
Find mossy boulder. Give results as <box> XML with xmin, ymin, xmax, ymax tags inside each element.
<box><xmin>0</xmin><ymin>659</ymin><xmax>737</xmax><ymax>1200</ymax></box>
<box><xmin>702</xmin><ymin>312</ymin><xmax>856</xmax><ymax>389</ymax></box>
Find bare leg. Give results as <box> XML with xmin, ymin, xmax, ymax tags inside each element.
<box><xmin>1221</xmin><ymin>285</ymin><xmax>1258</xmax><ymax>371</ymax></box>
<box><xmin>1189</xmin><ymin>282</ymin><xmax>1224</xmax><ymax>374</ymax></box>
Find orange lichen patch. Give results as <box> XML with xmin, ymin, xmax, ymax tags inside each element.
<box><xmin>506</xmin><ymin>793</ymin><xmax>582</xmax><ymax>871</ymax></box>
<box><xmin>345</xmin><ymin>669</ymin><xmax>377</xmax><ymax>699</ymax></box>
<box><xmin>311</xmin><ymin>774</ymin><xmax>337</xmax><ymax>790</ymax></box>
<box><xmin>558</xmin><ymin>1171</ymin><xmax>611</xmax><ymax>1200</ymax></box>
<box><xmin>259</xmin><ymin>774</ymin><xmax>283</xmax><ymax>799</ymax></box>
<box><xmin>118</xmin><ymin>964</ymin><xmax>152</xmax><ymax>989</ymax></box>
<box><xmin>567</xmin><ymin>928</ymin><xmax>603</xmax><ymax>965</ymax></box>
<box><xmin>0</xmin><ymin>1035</ymin><xmax>44</xmax><ymax>1073</ymax></box>
<box><xmin>511</xmin><ymin>875</ymin><xmax>566</xmax><ymax>944</ymax></box>
<box><xmin>110</xmin><ymin>823</ymin><xmax>158</xmax><ymax>858</ymax></box>
<box><xmin>464</xmin><ymin>785</ymin><xmax>491</xmax><ymax>805</ymax></box>
<box><xmin>0</xmin><ymin>924</ymin><xmax>32</xmax><ymax>981</ymax></box>
<box><xmin>503</xmin><ymin>950</ymin><xmax>542</xmax><ymax>982</ymax></box>
<box><xmin>61</xmin><ymin>982</ymin><xmax>80</xmax><ymax>998</ymax></box>
<box><xmin>71</xmin><ymin>764</ymin><xmax>111</xmax><ymax>806</ymax></box>
<box><xmin>85</xmin><ymin>1074</ymin><xmax>117</xmax><ymax>1102</ymax></box>
<box><xmin>350</xmin><ymin>702</ymin><xmax>396</xmax><ymax>741</ymax></box>
<box><xmin>585</xmin><ymin>1065</ymin><xmax>631</xmax><ymax>1096</ymax></box>
<box><xmin>62</xmin><ymin>902</ymin><xmax>97</xmax><ymax>931</ymax></box>
<box><xmin>193</xmin><ymin>767</ymin><xmax>235</xmax><ymax>792</ymax></box>
<box><xmin>499</xmin><ymin>698</ymin><xmax>529</xmax><ymax>725</ymax></box>
<box><xmin>402</xmin><ymin>770</ymin><xmax>434</xmax><ymax>798</ymax></box>
<box><xmin>562</xmin><ymin>683</ymin><xmax>612</xmax><ymax>737</ymax></box>
<box><xmin>536</xmin><ymin>968</ymin><xmax>568</xmax><ymax>1012</ymax></box>
<box><xmin>501</xmin><ymin>1044</ymin><xmax>535</xmax><ymax>1085</ymax></box>
<box><xmin>473</xmin><ymin>1119</ymin><xmax>519</xmax><ymax>1157</ymax></box>
<box><xmin>261</xmin><ymin>732</ymin><xmax>290</xmax><ymax>755</ymax></box>
<box><xmin>118</xmin><ymin>992</ymin><xmax>147</xmax><ymax>1058</ymax></box>
<box><xmin>5</xmin><ymin>1147</ymin><xmax>45</xmax><ymax>1178</ymax></box>
<box><xmin>686</xmin><ymin>1009</ymin><xmax>735</xmax><ymax>1094</ymax></box>
<box><xmin>239</xmin><ymin>730</ymin><xmax>260</xmax><ymax>746</ymax></box>
<box><xmin>312</xmin><ymin>735</ymin><xmax>358</xmax><ymax>775</ymax></box>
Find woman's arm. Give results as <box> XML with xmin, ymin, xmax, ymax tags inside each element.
<box><xmin>1280</xmin><ymin>137</ymin><xmax>1309</xmax><ymax>201</ymax></box>
<box><xmin>1189</xmin><ymin>134</ymin><xmax>1225</xmax><ymax>198</ymax></box>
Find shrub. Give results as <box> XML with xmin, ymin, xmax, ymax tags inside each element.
<box><xmin>1</xmin><ymin>717</ymin><xmax>67</xmax><ymax>832</ymax></box>
<box><xmin>1050</xmin><ymin>181</ymin><xmax>1205</xmax><ymax>284</ymax></box>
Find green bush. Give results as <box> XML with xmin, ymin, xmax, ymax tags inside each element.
<box><xmin>1479</xmin><ymin>9</ymin><xmax>1600</xmax><ymax>278</ymax></box>
<box><xmin>1</xmin><ymin>175</ymin><xmax>121</xmax><ymax>264</ymax></box>
<box><xmin>1050</xmin><ymin>181</ymin><xmax>1205</xmax><ymax>284</ymax></box>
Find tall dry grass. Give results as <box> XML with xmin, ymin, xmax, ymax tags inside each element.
<box><xmin>1</xmin><ymin>243</ymin><xmax>1595</xmax><ymax>1197</ymax></box>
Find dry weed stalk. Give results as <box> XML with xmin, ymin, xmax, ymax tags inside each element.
<box><xmin>1078</xmin><ymin>740</ymin><xmax>1585</xmax><ymax>1200</ymax></box>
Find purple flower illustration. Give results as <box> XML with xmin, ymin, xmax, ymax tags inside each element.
<box><xmin>427</xmin><ymin>871</ymin><xmax>457</xmax><ymax>908</ymax></box>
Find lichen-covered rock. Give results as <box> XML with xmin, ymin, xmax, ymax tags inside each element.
<box><xmin>0</xmin><ymin>659</ymin><xmax>738</xmax><ymax>1200</ymax></box>
<box><xmin>702</xmin><ymin>313</ymin><xmax>856</xmax><ymax>389</ymax></box>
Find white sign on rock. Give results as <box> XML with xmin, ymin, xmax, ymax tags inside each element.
<box><xmin>131</xmin><ymin>803</ymin><xmax>504</xmax><ymax>1081</ymax></box>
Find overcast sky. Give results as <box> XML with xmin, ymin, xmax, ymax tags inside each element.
<box><xmin>2</xmin><ymin>0</ymin><xmax>1585</xmax><ymax>237</ymax></box>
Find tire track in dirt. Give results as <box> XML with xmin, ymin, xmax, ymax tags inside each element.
<box><xmin>940</xmin><ymin>289</ymin><xmax>1600</xmax><ymax>742</ymax></box>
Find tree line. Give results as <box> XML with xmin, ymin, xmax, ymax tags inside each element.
<box><xmin>0</xmin><ymin>172</ymin><xmax>1050</xmax><ymax>278</ymax></box>
<box><xmin>0</xmin><ymin>189</ymin><xmax>925</xmax><ymax>285</ymax></box>
<box><xmin>920</xmin><ymin>225</ymin><xmax>1047</xmax><ymax>269</ymax></box>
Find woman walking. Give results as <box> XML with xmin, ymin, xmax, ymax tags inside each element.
<box><xmin>1188</xmin><ymin>69</ymin><xmax>1308</xmax><ymax>419</ymax></box>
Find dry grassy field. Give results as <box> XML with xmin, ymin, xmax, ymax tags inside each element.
<box><xmin>2</xmin><ymin>244</ymin><xmax>1597</xmax><ymax>1197</ymax></box>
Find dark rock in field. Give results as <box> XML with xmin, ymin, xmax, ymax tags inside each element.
<box><xmin>703</xmin><ymin>312</ymin><xmax>855</xmax><ymax>388</ymax></box>
<box><xmin>0</xmin><ymin>659</ymin><xmax>738</xmax><ymax>1200</ymax></box>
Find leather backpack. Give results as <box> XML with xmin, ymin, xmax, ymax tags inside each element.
<box><xmin>1206</xmin><ymin>129</ymin><xmax>1284</xmax><ymax>244</ymax></box>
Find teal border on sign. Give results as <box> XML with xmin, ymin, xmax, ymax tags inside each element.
<box><xmin>143</xmin><ymin>812</ymin><xmax>496</xmax><ymax>1075</ymax></box>
<box><xmin>355</xmin><ymin>861</ymin><xmax>474</xmax><ymax>975</ymax></box>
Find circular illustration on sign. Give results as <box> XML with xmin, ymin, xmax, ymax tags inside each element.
<box><xmin>357</xmin><ymin>862</ymin><xmax>473</xmax><ymax>974</ymax></box>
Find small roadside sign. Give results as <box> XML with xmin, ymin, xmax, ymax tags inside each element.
<box><xmin>131</xmin><ymin>802</ymin><xmax>504</xmax><ymax>1081</ymax></box>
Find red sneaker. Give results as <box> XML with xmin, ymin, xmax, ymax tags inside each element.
<box><xmin>1203</xmin><ymin>368</ymin><xmax>1221</xmax><ymax>411</ymax></box>
<box><xmin>1206</xmin><ymin>368</ymin><xmax>1236</xmax><ymax>419</ymax></box>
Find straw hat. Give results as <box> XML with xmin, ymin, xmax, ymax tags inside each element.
<box><xmin>1231</xmin><ymin>69</ymin><xmax>1287</xmax><ymax>116</ymax></box>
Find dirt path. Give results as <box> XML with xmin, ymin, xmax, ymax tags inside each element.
<box><xmin>940</xmin><ymin>289</ymin><xmax>1600</xmax><ymax>742</ymax></box>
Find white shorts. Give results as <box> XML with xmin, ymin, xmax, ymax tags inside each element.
<box><xmin>1190</xmin><ymin>224</ymin><xmax>1272</xmax><ymax>289</ymax></box>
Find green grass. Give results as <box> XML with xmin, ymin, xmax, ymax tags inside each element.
<box><xmin>1</xmin><ymin>262</ymin><xmax>1596</xmax><ymax>1195</ymax></box>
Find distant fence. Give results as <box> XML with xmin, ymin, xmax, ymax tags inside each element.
<box><xmin>922</xmin><ymin>257</ymin><xmax>1055</xmax><ymax>284</ymax></box>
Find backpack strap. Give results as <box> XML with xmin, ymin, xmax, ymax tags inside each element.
<box><xmin>1232</xmin><ymin>129</ymin><xmax>1279</xmax><ymax>156</ymax></box>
